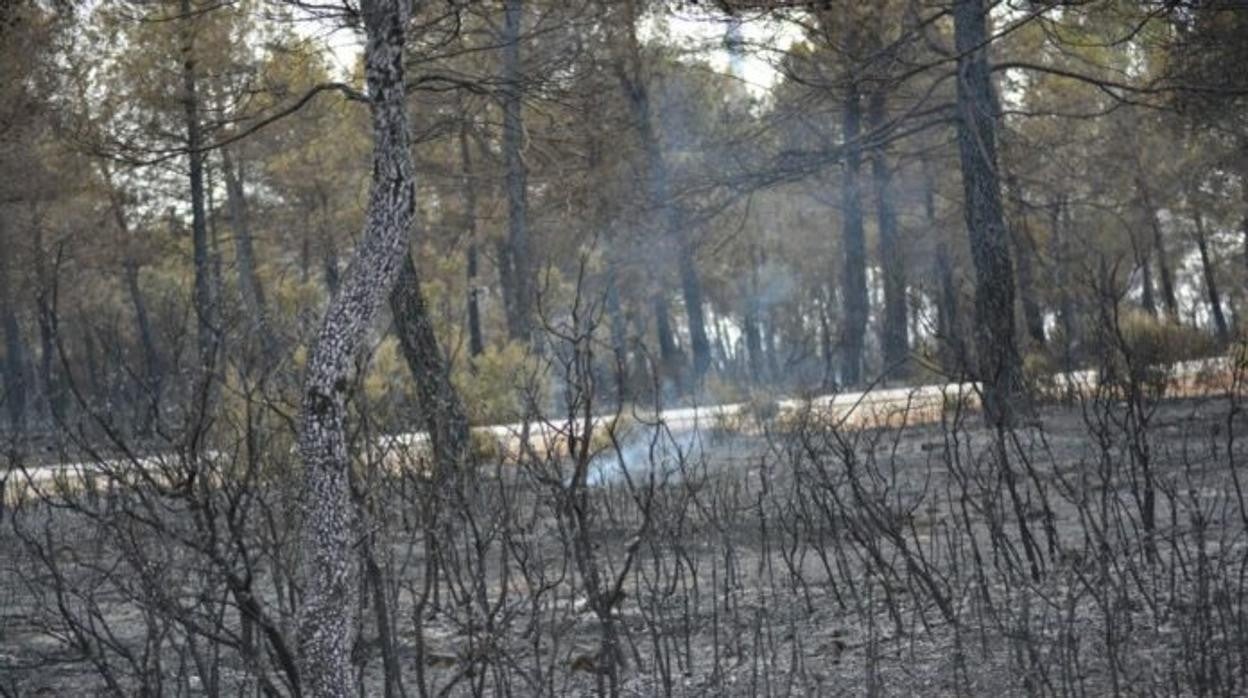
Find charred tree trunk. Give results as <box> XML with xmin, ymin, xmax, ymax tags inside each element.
<box><xmin>953</xmin><ymin>0</ymin><xmax>1021</xmax><ymax>426</ymax></box>
<box><xmin>107</xmin><ymin>186</ymin><xmax>163</xmax><ymax>406</ymax></box>
<box><xmin>868</xmin><ymin>89</ymin><xmax>907</xmax><ymax>378</ymax></box>
<box><xmin>501</xmin><ymin>0</ymin><xmax>532</xmax><ymax>342</ymax></box>
<box><xmin>1139</xmin><ymin>178</ymin><xmax>1179</xmax><ymax>321</ymax></box>
<box><xmin>296</xmin><ymin>2</ymin><xmax>415</xmax><ymax>695</ymax></box>
<box><xmin>1004</xmin><ymin>174</ymin><xmax>1046</xmax><ymax>347</ymax></box>
<box><xmin>0</xmin><ymin>230</ymin><xmax>26</xmax><ymax>436</ymax></box>
<box><xmin>745</xmin><ymin>248</ymin><xmax>765</xmax><ymax>383</ymax></box>
<box><xmin>1138</xmin><ymin>242</ymin><xmax>1157</xmax><ymax>316</ymax></box>
<box><xmin>839</xmin><ymin>84</ymin><xmax>868</xmax><ymax>387</ymax></box>
<box><xmin>221</xmin><ymin>146</ymin><xmax>276</xmax><ymax>363</ymax></box>
<box><xmin>1191</xmin><ymin>206</ymin><xmax>1229</xmax><ymax>344</ymax></box>
<box><xmin>458</xmin><ymin>119</ymin><xmax>484</xmax><ymax>358</ymax></box>
<box><xmin>616</xmin><ymin>0</ymin><xmax>711</xmax><ymax>387</ymax></box>
<box><xmin>1051</xmin><ymin>197</ymin><xmax>1077</xmax><ymax>370</ymax></box>
<box><xmin>389</xmin><ymin>252</ymin><xmax>472</xmax><ymax>475</ymax></box>
<box><xmin>180</xmin><ymin>0</ymin><xmax>219</xmax><ymax>382</ymax></box>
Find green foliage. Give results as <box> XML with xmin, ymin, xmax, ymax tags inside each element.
<box><xmin>453</xmin><ymin>341</ymin><xmax>536</xmax><ymax>425</ymax></box>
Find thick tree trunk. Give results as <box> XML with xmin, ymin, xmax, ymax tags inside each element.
<box><xmin>180</xmin><ymin>0</ymin><xmax>219</xmax><ymax>381</ymax></box>
<box><xmin>501</xmin><ymin>0</ymin><xmax>532</xmax><ymax>342</ymax></box>
<box><xmin>953</xmin><ymin>0</ymin><xmax>1021</xmax><ymax>426</ymax></box>
<box><xmin>221</xmin><ymin>146</ymin><xmax>276</xmax><ymax>362</ymax></box>
<box><xmin>389</xmin><ymin>253</ymin><xmax>472</xmax><ymax>475</ymax></box>
<box><xmin>1191</xmin><ymin>206</ymin><xmax>1229</xmax><ymax>343</ymax></box>
<box><xmin>296</xmin><ymin>2</ymin><xmax>415</xmax><ymax>695</ymax></box>
<box><xmin>839</xmin><ymin>85</ymin><xmax>868</xmax><ymax>387</ymax></box>
<box><xmin>868</xmin><ymin>89</ymin><xmax>907</xmax><ymax>378</ymax></box>
<box><xmin>458</xmin><ymin>120</ymin><xmax>484</xmax><ymax>358</ymax></box>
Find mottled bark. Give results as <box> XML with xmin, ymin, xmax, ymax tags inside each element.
<box><xmin>868</xmin><ymin>89</ymin><xmax>907</xmax><ymax>377</ymax></box>
<box><xmin>296</xmin><ymin>2</ymin><xmax>416</xmax><ymax>695</ymax></box>
<box><xmin>953</xmin><ymin>0</ymin><xmax>1021</xmax><ymax>426</ymax></box>
<box><xmin>221</xmin><ymin>145</ymin><xmax>276</xmax><ymax>362</ymax></box>
<box><xmin>501</xmin><ymin>0</ymin><xmax>532</xmax><ymax>341</ymax></box>
<box><xmin>1191</xmin><ymin>206</ymin><xmax>1229</xmax><ymax>343</ymax></box>
<box><xmin>839</xmin><ymin>85</ymin><xmax>868</xmax><ymax>387</ymax></box>
<box><xmin>390</xmin><ymin>252</ymin><xmax>471</xmax><ymax>475</ymax></box>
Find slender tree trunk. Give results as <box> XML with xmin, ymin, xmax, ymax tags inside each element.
<box><xmin>458</xmin><ymin>119</ymin><xmax>484</xmax><ymax>358</ymax></box>
<box><xmin>652</xmin><ymin>294</ymin><xmax>680</xmax><ymax>391</ymax></box>
<box><xmin>106</xmin><ymin>186</ymin><xmax>162</xmax><ymax>402</ymax></box>
<box><xmin>839</xmin><ymin>84</ymin><xmax>868</xmax><ymax>387</ymax></box>
<box><xmin>390</xmin><ymin>253</ymin><xmax>472</xmax><ymax>475</ymax></box>
<box><xmin>1191</xmin><ymin>206</ymin><xmax>1229</xmax><ymax>343</ymax></box>
<box><xmin>501</xmin><ymin>0</ymin><xmax>531</xmax><ymax>341</ymax></box>
<box><xmin>1138</xmin><ymin>241</ymin><xmax>1157</xmax><ymax>316</ymax></box>
<box><xmin>953</xmin><ymin>0</ymin><xmax>1021</xmax><ymax>426</ymax></box>
<box><xmin>1004</xmin><ymin>174</ymin><xmax>1046</xmax><ymax>346</ymax></box>
<box><xmin>868</xmin><ymin>89</ymin><xmax>907</xmax><ymax>377</ymax></box>
<box><xmin>0</xmin><ymin>233</ymin><xmax>27</xmax><ymax>437</ymax></box>
<box><xmin>180</xmin><ymin>0</ymin><xmax>219</xmax><ymax>381</ymax></box>
<box><xmin>1138</xmin><ymin>178</ymin><xmax>1179</xmax><ymax>321</ymax></box>
<box><xmin>1051</xmin><ymin>197</ymin><xmax>1077</xmax><ymax>370</ymax></box>
<box><xmin>744</xmin><ymin>250</ymin><xmax>764</xmax><ymax>383</ymax></box>
<box><xmin>617</xmin><ymin>0</ymin><xmax>711</xmax><ymax>386</ymax></box>
<box><xmin>221</xmin><ymin>146</ymin><xmax>276</xmax><ymax>362</ymax></box>
<box><xmin>296</xmin><ymin>3</ymin><xmax>415</xmax><ymax>695</ymax></box>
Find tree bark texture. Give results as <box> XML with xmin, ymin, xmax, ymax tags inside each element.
<box><xmin>296</xmin><ymin>2</ymin><xmax>415</xmax><ymax>695</ymax></box>
<box><xmin>953</xmin><ymin>0</ymin><xmax>1021</xmax><ymax>426</ymax></box>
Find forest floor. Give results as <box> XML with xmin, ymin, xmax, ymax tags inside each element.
<box><xmin>2</xmin><ymin>394</ymin><xmax>1247</xmax><ymax>696</ymax></box>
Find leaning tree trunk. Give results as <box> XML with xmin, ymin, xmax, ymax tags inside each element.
<box><xmin>953</xmin><ymin>0</ymin><xmax>1021</xmax><ymax>427</ymax></box>
<box><xmin>840</xmin><ymin>84</ymin><xmax>869</xmax><ymax>387</ymax></box>
<box><xmin>868</xmin><ymin>89</ymin><xmax>907</xmax><ymax>378</ymax></box>
<box><xmin>221</xmin><ymin>145</ymin><xmax>276</xmax><ymax>364</ymax></box>
<box><xmin>501</xmin><ymin>0</ymin><xmax>532</xmax><ymax>342</ymax></box>
<box><xmin>1191</xmin><ymin>206</ymin><xmax>1230</xmax><ymax>344</ymax></box>
<box><xmin>1139</xmin><ymin>177</ymin><xmax>1179</xmax><ymax>321</ymax></box>
<box><xmin>296</xmin><ymin>2</ymin><xmax>415</xmax><ymax>695</ymax></box>
<box><xmin>390</xmin><ymin>253</ymin><xmax>472</xmax><ymax>475</ymax></box>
